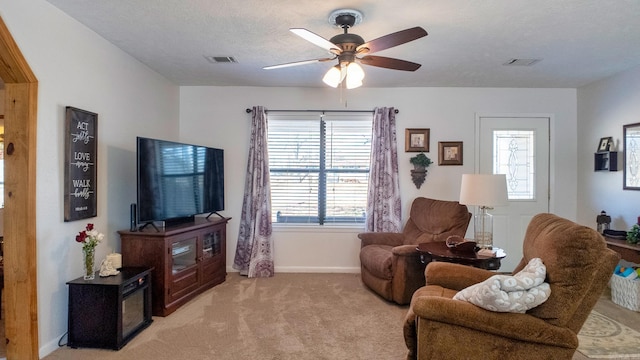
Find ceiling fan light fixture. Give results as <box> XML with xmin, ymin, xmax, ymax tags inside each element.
<box><xmin>268</xmin><ymin>9</ymin><xmax>426</xmax><ymax>89</ymax></box>
<box><xmin>347</xmin><ymin>62</ymin><xmax>365</xmax><ymax>81</ymax></box>
<box><xmin>345</xmin><ymin>62</ymin><xmax>364</xmax><ymax>89</ymax></box>
<box><xmin>346</xmin><ymin>77</ymin><xmax>363</xmax><ymax>89</ymax></box>
<box><xmin>323</xmin><ymin>65</ymin><xmax>342</xmax><ymax>87</ymax></box>
<box><xmin>323</xmin><ymin>62</ymin><xmax>364</xmax><ymax>89</ymax></box>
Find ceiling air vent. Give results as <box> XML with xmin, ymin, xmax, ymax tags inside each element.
<box><xmin>204</xmin><ymin>56</ymin><xmax>237</xmax><ymax>64</ymax></box>
<box><xmin>503</xmin><ymin>58</ymin><xmax>542</xmax><ymax>66</ymax></box>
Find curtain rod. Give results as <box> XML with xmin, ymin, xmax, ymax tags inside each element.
<box><xmin>244</xmin><ymin>108</ymin><xmax>399</xmax><ymax>114</ymax></box>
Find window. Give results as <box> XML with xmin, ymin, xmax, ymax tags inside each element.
<box><xmin>267</xmin><ymin>112</ymin><xmax>372</xmax><ymax>225</ymax></box>
<box><xmin>493</xmin><ymin>130</ymin><xmax>535</xmax><ymax>200</ymax></box>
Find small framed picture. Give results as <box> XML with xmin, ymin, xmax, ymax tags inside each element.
<box><xmin>405</xmin><ymin>128</ymin><xmax>430</xmax><ymax>152</ymax></box>
<box><xmin>438</xmin><ymin>141</ymin><xmax>463</xmax><ymax>165</ymax></box>
<box><xmin>597</xmin><ymin>137</ymin><xmax>613</xmax><ymax>152</ymax></box>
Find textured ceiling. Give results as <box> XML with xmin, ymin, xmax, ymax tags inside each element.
<box><xmin>46</xmin><ymin>0</ymin><xmax>640</xmax><ymax>88</ymax></box>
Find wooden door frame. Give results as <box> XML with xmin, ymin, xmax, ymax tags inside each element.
<box><xmin>0</xmin><ymin>17</ymin><xmax>39</xmax><ymax>359</ymax></box>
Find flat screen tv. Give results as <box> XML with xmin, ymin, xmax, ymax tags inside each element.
<box><xmin>136</xmin><ymin>136</ymin><xmax>224</xmax><ymax>228</ymax></box>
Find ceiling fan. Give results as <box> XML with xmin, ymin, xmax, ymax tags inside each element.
<box><xmin>263</xmin><ymin>9</ymin><xmax>428</xmax><ymax>89</ymax></box>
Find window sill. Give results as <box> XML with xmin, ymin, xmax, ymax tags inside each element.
<box><xmin>272</xmin><ymin>223</ymin><xmax>365</xmax><ymax>233</ymax></box>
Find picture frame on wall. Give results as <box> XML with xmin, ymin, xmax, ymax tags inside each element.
<box><xmin>64</xmin><ymin>106</ymin><xmax>98</xmax><ymax>221</ymax></box>
<box><xmin>438</xmin><ymin>141</ymin><xmax>463</xmax><ymax>165</ymax></box>
<box><xmin>597</xmin><ymin>136</ymin><xmax>613</xmax><ymax>153</ymax></box>
<box><xmin>405</xmin><ymin>128</ymin><xmax>430</xmax><ymax>152</ymax></box>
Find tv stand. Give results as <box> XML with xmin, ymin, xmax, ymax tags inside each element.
<box><xmin>119</xmin><ymin>217</ymin><xmax>230</xmax><ymax>316</ymax></box>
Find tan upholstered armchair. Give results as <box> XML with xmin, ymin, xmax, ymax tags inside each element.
<box><xmin>358</xmin><ymin>197</ymin><xmax>471</xmax><ymax>305</ymax></box>
<box><xmin>403</xmin><ymin>213</ymin><xmax>620</xmax><ymax>360</ymax></box>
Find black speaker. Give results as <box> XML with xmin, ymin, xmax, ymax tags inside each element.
<box><xmin>130</xmin><ymin>203</ymin><xmax>137</xmax><ymax>231</ymax></box>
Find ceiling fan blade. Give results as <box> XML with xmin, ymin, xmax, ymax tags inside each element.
<box><xmin>290</xmin><ymin>28</ymin><xmax>342</xmax><ymax>55</ymax></box>
<box><xmin>356</xmin><ymin>27</ymin><xmax>428</xmax><ymax>54</ymax></box>
<box><xmin>359</xmin><ymin>55</ymin><xmax>422</xmax><ymax>71</ymax></box>
<box><xmin>263</xmin><ymin>57</ymin><xmax>335</xmax><ymax>70</ymax></box>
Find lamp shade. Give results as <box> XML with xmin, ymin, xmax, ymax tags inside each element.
<box><xmin>346</xmin><ymin>63</ymin><xmax>364</xmax><ymax>89</ymax></box>
<box><xmin>346</xmin><ymin>78</ymin><xmax>363</xmax><ymax>89</ymax></box>
<box><xmin>323</xmin><ymin>62</ymin><xmax>364</xmax><ymax>89</ymax></box>
<box><xmin>322</xmin><ymin>65</ymin><xmax>342</xmax><ymax>88</ymax></box>
<box><xmin>347</xmin><ymin>62</ymin><xmax>365</xmax><ymax>81</ymax></box>
<box><xmin>459</xmin><ymin>174</ymin><xmax>508</xmax><ymax>207</ymax></box>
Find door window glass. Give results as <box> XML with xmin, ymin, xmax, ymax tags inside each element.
<box><xmin>493</xmin><ymin>130</ymin><xmax>535</xmax><ymax>200</ymax></box>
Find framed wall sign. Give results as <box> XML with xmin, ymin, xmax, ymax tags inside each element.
<box><xmin>624</xmin><ymin>123</ymin><xmax>640</xmax><ymax>190</ymax></box>
<box><xmin>405</xmin><ymin>128</ymin><xmax>430</xmax><ymax>152</ymax></box>
<box><xmin>64</xmin><ymin>106</ymin><xmax>98</xmax><ymax>221</ymax></box>
<box><xmin>438</xmin><ymin>141</ymin><xmax>463</xmax><ymax>165</ymax></box>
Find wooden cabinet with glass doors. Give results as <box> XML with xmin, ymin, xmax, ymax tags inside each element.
<box><xmin>119</xmin><ymin>217</ymin><xmax>230</xmax><ymax>316</ymax></box>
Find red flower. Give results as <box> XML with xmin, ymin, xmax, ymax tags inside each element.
<box><xmin>76</xmin><ymin>231</ymin><xmax>87</xmax><ymax>243</ymax></box>
<box><xmin>86</xmin><ymin>223</ymin><xmax>94</xmax><ymax>231</ymax></box>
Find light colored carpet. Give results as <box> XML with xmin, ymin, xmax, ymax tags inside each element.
<box><xmin>42</xmin><ymin>273</ymin><xmax>640</xmax><ymax>360</ymax></box>
<box><xmin>577</xmin><ymin>310</ymin><xmax>640</xmax><ymax>359</ymax></box>
<box><xmin>44</xmin><ymin>273</ymin><xmax>409</xmax><ymax>360</ymax></box>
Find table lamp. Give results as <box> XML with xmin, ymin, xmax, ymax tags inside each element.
<box><xmin>459</xmin><ymin>174</ymin><xmax>508</xmax><ymax>249</ymax></box>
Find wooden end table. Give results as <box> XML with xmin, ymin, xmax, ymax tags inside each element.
<box><xmin>417</xmin><ymin>241</ymin><xmax>506</xmax><ymax>270</ymax></box>
<box><xmin>604</xmin><ymin>236</ymin><xmax>640</xmax><ymax>264</ymax></box>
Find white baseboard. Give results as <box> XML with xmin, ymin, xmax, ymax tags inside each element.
<box><xmin>41</xmin><ymin>337</ymin><xmax>62</xmax><ymax>359</ymax></box>
<box><xmin>275</xmin><ymin>266</ymin><xmax>360</xmax><ymax>273</ymax></box>
<box><xmin>226</xmin><ymin>266</ymin><xmax>360</xmax><ymax>274</ymax></box>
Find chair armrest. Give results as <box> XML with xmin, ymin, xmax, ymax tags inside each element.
<box><xmin>392</xmin><ymin>244</ymin><xmax>422</xmax><ymax>257</ymax></box>
<box><xmin>424</xmin><ymin>262</ymin><xmax>496</xmax><ymax>290</ymax></box>
<box><xmin>413</xmin><ymin>296</ymin><xmax>577</xmax><ymax>348</ymax></box>
<box><xmin>358</xmin><ymin>232</ymin><xmax>404</xmax><ymax>248</ymax></box>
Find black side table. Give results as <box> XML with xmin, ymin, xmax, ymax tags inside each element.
<box><xmin>67</xmin><ymin>267</ymin><xmax>153</xmax><ymax>349</ymax></box>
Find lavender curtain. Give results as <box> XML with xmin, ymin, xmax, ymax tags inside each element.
<box><xmin>232</xmin><ymin>106</ymin><xmax>274</xmax><ymax>277</ymax></box>
<box><xmin>365</xmin><ymin>107</ymin><xmax>402</xmax><ymax>232</ymax></box>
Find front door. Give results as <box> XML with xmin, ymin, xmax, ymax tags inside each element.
<box><xmin>478</xmin><ymin>115</ymin><xmax>550</xmax><ymax>272</ymax></box>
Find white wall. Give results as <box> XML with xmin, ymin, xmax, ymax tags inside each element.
<box><xmin>179</xmin><ymin>86</ymin><xmax>578</xmax><ymax>273</ymax></box>
<box><xmin>577</xmin><ymin>64</ymin><xmax>640</xmax><ymax>230</ymax></box>
<box><xmin>0</xmin><ymin>0</ymin><xmax>180</xmax><ymax>357</ymax></box>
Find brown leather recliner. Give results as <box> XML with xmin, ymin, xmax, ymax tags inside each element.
<box><xmin>403</xmin><ymin>213</ymin><xmax>620</xmax><ymax>360</ymax></box>
<box><xmin>358</xmin><ymin>197</ymin><xmax>471</xmax><ymax>305</ymax></box>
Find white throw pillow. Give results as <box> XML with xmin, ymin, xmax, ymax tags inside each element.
<box><xmin>453</xmin><ymin>258</ymin><xmax>551</xmax><ymax>313</ymax></box>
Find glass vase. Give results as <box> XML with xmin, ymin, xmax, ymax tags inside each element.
<box><xmin>83</xmin><ymin>247</ymin><xmax>96</xmax><ymax>280</ymax></box>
